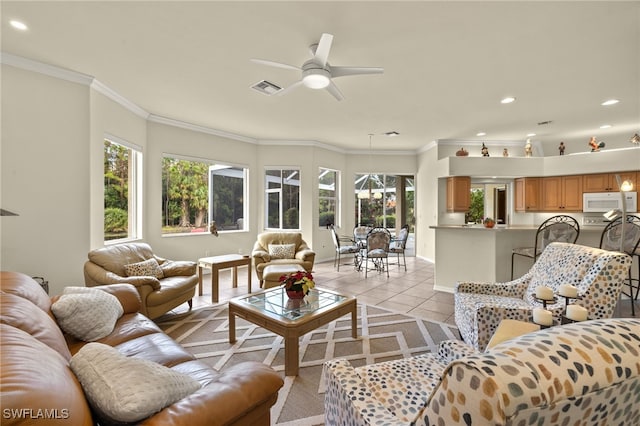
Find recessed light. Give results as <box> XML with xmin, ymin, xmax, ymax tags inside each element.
<box><xmin>600</xmin><ymin>124</ymin><xmax>612</xmax><ymax>129</ymax></box>
<box><xmin>526</xmin><ymin>133</ymin><xmax>536</xmax><ymax>137</ymax></box>
<box><xmin>500</xmin><ymin>97</ymin><xmax>516</xmax><ymax>104</ymax></box>
<box><xmin>9</xmin><ymin>20</ymin><xmax>28</xmax><ymax>31</ymax></box>
<box><xmin>476</xmin><ymin>132</ymin><xmax>486</xmax><ymax>137</ymax></box>
<box><xmin>601</xmin><ymin>99</ymin><xmax>619</xmax><ymax>106</ymax></box>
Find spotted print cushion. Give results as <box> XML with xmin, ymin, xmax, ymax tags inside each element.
<box><xmin>123</xmin><ymin>257</ymin><xmax>164</xmax><ymax>279</ymax></box>
<box><xmin>324</xmin><ymin>318</ymin><xmax>640</xmax><ymax>426</ymax></box>
<box><xmin>454</xmin><ymin>242</ymin><xmax>631</xmax><ymax>351</ymax></box>
<box><xmin>268</xmin><ymin>243</ymin><xmax>296</xmax><ymax>259</ymax></box>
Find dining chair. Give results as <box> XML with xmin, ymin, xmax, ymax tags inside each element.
<box><xmin>353</xmin><ymin>225</ymin><xmax>372</xmax><ymax>248</ymax></box>
<box><xmin>330</xmin><ymin>225</ymin><xmax>360</xmax><ymax>271</ymax></box>
<box><xmin>364</xmin><ymin>227</ymin><xmax>391</xmax><ymax>277</ymax></box>
<box><xmin>599</xmin><ymin>215</ymin><xmax>640</xmax><ymax>316</ymax></box>
<box><xmin>388</xmin><ymin>224</ymin><xmax>409</xmax><ymax>271</ymax></box>
<box><xmin>511</xmin><ymin>215</ymin><xmax>580</xmax><ymax>279</ymax></box>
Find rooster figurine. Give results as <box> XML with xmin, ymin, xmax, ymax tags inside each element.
<box><xmin>589</xmin><ymin>137</ymin><xmax>605</xmax><ymax>152</ymax></box>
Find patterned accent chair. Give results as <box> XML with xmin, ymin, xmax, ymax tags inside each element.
<box><xmin>324</xmin><ymin>318</ymin><xmax>640</xmax><ymax>426</ymax></box>
<box><xmin>455</xmin><ymin>242</ymin><xmax>631</xmax><ymax>351</ymax></box>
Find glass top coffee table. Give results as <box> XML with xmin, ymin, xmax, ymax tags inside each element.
<box><xmin>228</xmin><ymin>286</ymin><xmax>357</xmax><ymax>376</ymax></box>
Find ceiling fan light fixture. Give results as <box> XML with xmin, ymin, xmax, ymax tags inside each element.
<box><xmin>302</xmin><ymin>69</ymin><xmax>330</xmax><ymax>89</ymax></box>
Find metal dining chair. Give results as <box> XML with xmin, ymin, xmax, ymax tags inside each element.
<box><xmin>511</xmin><ymin>215</ymin><xmax>580</xmax><ymax>279</ymax></box>
<box><xmin>599</xmin><ymin>215</ymin><xmax>640</xmax><ymax>316</ymax></box>
<box><xmin>330</xmin><ymin>225</ymin><xmax>360</xmax><ymax>271</ymax></box>
<box><xmin>389</xmin><ymin>224</ymin><xmax>409</xmax><ymax>271</ymax></box>
<box><xmin>364</xmin><ymin>227</ymin><xmax>391</xmax><ymax>277</ymax></box>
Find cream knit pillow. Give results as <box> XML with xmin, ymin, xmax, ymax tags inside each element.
<box><xmin>51</xmin><ymin>287</ymin><xmax>123</xmax><ymax>341</ymax></box>
<box><xmin>70</xmin><ymin>342</ymin><xmax>201</xmax><ymax>423</ymax></box>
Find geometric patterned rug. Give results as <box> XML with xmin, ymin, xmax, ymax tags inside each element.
<box><xmin>156</xmin><ymin>303</ymin><xmax>459</xmax><ymax>425</ymax></box>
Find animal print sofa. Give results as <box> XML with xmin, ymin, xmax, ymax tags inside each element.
<box><xmin>324</xmin><ymin>318</ymin><xmax>640</xmax><ymax>425</ymax></box>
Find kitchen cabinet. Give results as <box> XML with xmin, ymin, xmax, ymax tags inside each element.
<box><xmin>583</xmin><ymin>172</ymin><xmax>638</xmax><ymax>192</ymax></box>
<box><xmin>514</xmin><ymin>177</ymin><xmax>540</xmax><ymax>212</ymax></box>
<box><xmin>446</xmin><ymin>176</ymin><xmax>471</xmax><ymax>212</ymax></box>
<box><xmin>541</xmin><ymin>175</ymin><xmax>583</xmax><ymax>211</ymax></box>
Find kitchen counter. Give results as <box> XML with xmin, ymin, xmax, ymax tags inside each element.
<box><xmin>430</xmin><ymin>224</ymin><xmax>605</xmax><ymax>292</ymax></box>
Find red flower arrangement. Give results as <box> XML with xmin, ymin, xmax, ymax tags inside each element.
<box><xmin>279</xmin><ymin>271</ymin><xmax>315</xmax><ymax>295</ymax></box>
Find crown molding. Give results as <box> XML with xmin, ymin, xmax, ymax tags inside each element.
<box><xmin>148</xmin><ymin>114</ymin><xmax>257</xmax><ymax>144</ymax></box>
<box><xmin>1</xmin><ymin>51</ymin><xmax>93</xmax><ymax>85</ymax></box>
<box><xmin>90</xmin><ymin>79</ymin><xmax>149</xmax><ymax>119</ymax></box>
<box><xmin>257</xmin><ymin>138</ymin><xmax>347</xmax><ymax>154</ymax></box>
<box><xmin>418</xmin><ymin>140</ymin><xmax>438</xmax><ymax>154</ymax></box>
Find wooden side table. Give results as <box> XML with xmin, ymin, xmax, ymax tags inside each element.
<box><xmin>198</xmin><ymin>254</ymin><xmax>251</xmax><ymax>303</ymax></box>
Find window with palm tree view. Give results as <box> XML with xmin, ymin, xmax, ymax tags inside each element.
<box><xmin>162</xmin><ymin>155</ymin><xmax>247</xmax><ymax>235</ymax></box>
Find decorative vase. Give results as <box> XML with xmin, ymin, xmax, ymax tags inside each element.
<box><xmin>286</xmin><ymin>289</ymin><xmax>306</xmax><ymax>299</ymax></box>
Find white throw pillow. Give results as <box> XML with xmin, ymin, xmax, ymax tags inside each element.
<box><xmin>70</xmin><ymin>342</ymin><xmax>201</xmax><ymax>423</ymax></box>
<box><xmin>51</xmin><ymin>287</ymin><xmax>123</xmax><ymax>341</ymax></box>
<box><xmin>123</xmin><ymin>257</ymin><xmax>164</xmax><ymax>279</ymax></box>
<box><xmin>268</xmin><ymin>243</ymin><xmax>296</xmax><ymax>259</ymax></box>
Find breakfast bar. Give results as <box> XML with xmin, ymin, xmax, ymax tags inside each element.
<box><xmin>430</xmin><ymin>224</ymin><xmax>604</xmax><ymax>291</ymax></box>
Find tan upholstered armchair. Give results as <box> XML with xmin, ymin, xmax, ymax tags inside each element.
<box><xmin>84</xmin><ymin>243</ymin><xmax>197</xmax><ymax>319</ymax></box>
<box><xmin>252</xmin><ymin>232</ymin><xmax>315</xmax><ymax>286</ymax></box>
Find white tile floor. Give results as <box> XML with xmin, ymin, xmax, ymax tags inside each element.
<box><xmin>174</xmin><ymin>255</ymin><xmax>636</xmax><ymax>324</ymax></box>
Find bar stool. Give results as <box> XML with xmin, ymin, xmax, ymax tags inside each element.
<box><xmin>599</xmin><ymin>215</ymin><xmax>640</xmax><ymax>316</ymax></box>
<box><xmin>511</xmin><ymin>215</ymin><xmax>580</xmax><ymax>279</ymax></box>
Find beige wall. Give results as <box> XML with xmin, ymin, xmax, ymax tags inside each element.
<box><xmin>1</xmin><ymin>65</ymin><xmax>90</xmax><ymax>291</ymax></box>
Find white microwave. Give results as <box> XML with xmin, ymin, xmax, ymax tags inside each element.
<box><xmin>583</xmin><ymin>192</ymin><xmax>637</xmax><ymax>213</ymax></box>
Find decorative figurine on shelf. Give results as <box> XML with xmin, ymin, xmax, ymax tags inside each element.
<box><xmin>455</xmin><ymin>147</ymin><xmax>469</xmax><ymax>156</ymax></box>
<box><xmin>483</xmin><ymin>217</ymin><xmax>496</xmax><ymax>228</ymax></box>
<box><xmin>503</xmin><ymin>148</ymin><xmax>509</xmax><ymax>157</ymax></box>
<box><xmin>559</xmin><ymin>141</ymin><xmax>566</xmax><ymax>155</ymax></box>
<box><xmin>481</xmin><ymin>143</ymin><xmax>489</xmax><ymax>157</ymax></box>
<box><xmin>209</xmin><ymin>221</ymin><xmax>219</xmax><ymax>237</ymax></box>
<box><xmin>589</xmin><ymin>136</ymin><xmax>605</xmax><ymax>152</ymax></box>
<box><xmin>524</xmin><ymin>139</ymin><xmax>533</xmax><ymax>157</ymax></box>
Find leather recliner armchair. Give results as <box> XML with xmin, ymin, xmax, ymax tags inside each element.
<box><xmin>252</xmin><ymin>232</ymin><xmax>315</xmax><ymax>286</ymax></box>
<box><xmin>84</xmin><ymin>242</ymin><xmax>197</xmax><ymax>319</ymax></box>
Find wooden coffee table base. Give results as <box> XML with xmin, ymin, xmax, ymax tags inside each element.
<box><xmin>229</xmin><ymin>289</ymin><xmax>357</xmax><ymax>376</ymax></box>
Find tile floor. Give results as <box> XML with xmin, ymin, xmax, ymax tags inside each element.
<box><xmin>174</xmin><ymin>255</ymin><xmax>636</xmax><ymax>324</ymax></box>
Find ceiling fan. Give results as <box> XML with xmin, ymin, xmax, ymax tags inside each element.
<box><xmin>251</xmin><ymin>33</ymin><xmax>383</xmax><ymax>101</ymax></box>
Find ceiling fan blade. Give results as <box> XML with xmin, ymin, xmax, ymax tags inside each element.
<box><xmin>313</xmin><ymin>33</ymin><xmax>333</xmax><ymax>67</ymax></box>
<box><xmin>325</xmin><ymin>80</ymin><xmax>344</xmax><ymax>101</ymax></box>
<box><xmin>331</xmin><ymin>66</ymin><xmax>384</xmax><ymax>78</ymax></box>
<box><xmin>251</xmin><ymin>58</ymin><xmax>300</xmax><ymax>71</ymax></box>
<box><xmin>276</xmin><ymin>80</ymin><xmax>304</xmax><ymax>96</ymax></box>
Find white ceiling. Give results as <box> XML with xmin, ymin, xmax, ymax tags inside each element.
<box><xmin>2</xmin><ymin>1</ymin><xmax>639</xmax><ymax>154</ymax></box>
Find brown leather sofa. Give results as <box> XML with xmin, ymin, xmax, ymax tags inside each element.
<box><xmin>84</xmin><ymin>242</ymin><xmax>197</xmax><ymax>319</ymax></box>
<box><xmin>0</xmin><ymin>271</ymin><xmax>284</xmax><ymax>425</ymax></box>
<box><xmin>251</xmin><ymin>232</ymin><xmax>315</xmax><ymax>286</ymax></box>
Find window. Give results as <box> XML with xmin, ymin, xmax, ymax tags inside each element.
<box><xmin>104</xmin><ymin>137</ymin><xmax>142</xmax><ymax>242</ymax></box>
<box><xmin>319</xmin><ymin>168</ymin><xmax>338</xmax><ymax>227</ymax></box>
<box><xmin>162</xmin><ymin>154</ymin><xmax>248</xmax><ymax>235</ymax></box>
<box><xmin>265</xmin><ymin>168</ymin><xmax>300</xmax><ymax>229</ymax></box>
<box><xmin>355</xmin><ymin>173</ymin><xmax>415</xmax><ymax>229</ymax></box>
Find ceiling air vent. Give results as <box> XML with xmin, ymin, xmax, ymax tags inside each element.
<box><xmin>250</xmin><ymin>80</ymin><xmax>282</xmax><ymax>96</ymax></box>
